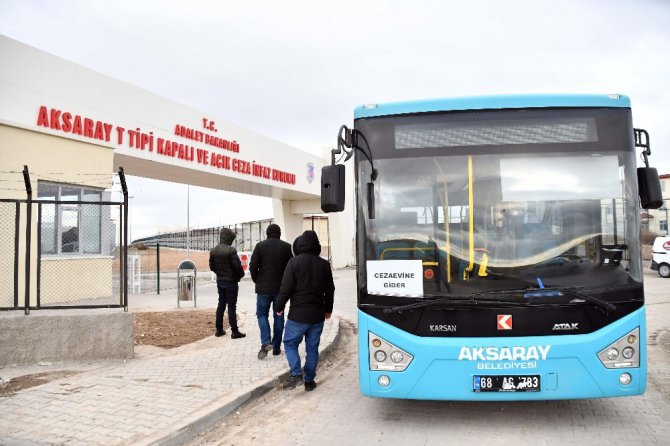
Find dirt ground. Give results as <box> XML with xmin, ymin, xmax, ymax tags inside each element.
<box><xmin>1</xmin><ymin>310</ymin><xmax>218</xmax><ymax>397</ymax></box>
<box><xmin>132</xmin><ymin>308</ymin><xmax>220</xmax><ymax>349</ymax></box>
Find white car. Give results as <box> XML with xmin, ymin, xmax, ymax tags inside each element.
<box><xmin>650</xmin><ymin>235</ymin><xmax>670</xmax><ymax>278</ymax></box>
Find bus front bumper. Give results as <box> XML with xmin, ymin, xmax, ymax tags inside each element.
<box><xmin>358</xmin><ymin>308</ymin><xmax>647</xmax><ymax>401</ymax></box>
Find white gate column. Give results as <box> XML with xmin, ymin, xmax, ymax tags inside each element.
<box><xmin>273</xmin><ymin>199</ymin><xmax>304</xmax><ymax>247</ymax></box>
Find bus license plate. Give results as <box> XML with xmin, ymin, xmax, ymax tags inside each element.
<box><xmin>473</xmin><ymin>375</ymin><xmax>540</xmax><ymax>392</ymax></box>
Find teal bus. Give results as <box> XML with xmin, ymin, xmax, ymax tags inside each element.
<box><xmin>321</xmin><ymin>94</ymin><xmax>663</xmax><ymax>400</ymax></box>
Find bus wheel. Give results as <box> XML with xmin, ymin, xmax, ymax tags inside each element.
<box><xmin>659</xmin><ymin>263</ymin><xmax>670</xmax><ymax>278</ymax></box>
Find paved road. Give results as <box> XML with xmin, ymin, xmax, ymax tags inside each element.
<box><xmin>0</xmin><ymin>273</ymin><xmax>342</xmax><ymax>446</ymax></box>
<box><xmin>186</xmin><ymin>269</ymin><xmax>670</xmax><ymax>446</ymax></box>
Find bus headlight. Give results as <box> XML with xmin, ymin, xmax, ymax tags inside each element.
<box><xmin>597</xmin><ymin>327</ymin><xmax>640</xmax><ymax>369</ymax></box>
<box><xmin>374</xmin><ymin>350</ymin><xmax>387</xmax><ymax>362</ymax></box>
<box><xmin>606</xmin><ymin>348</ymin><xmax>619</xmax><ymax>361</ymax></box>
<box><xmin>368</xmin><ymin>332</ymin><xmax>413</xmax><ymax>372</ymax></box>
<box><xmin>622</xmin><ymin>347</ymin><xmax>635</xmax><ymax>359</ymax></box>
<box><xmin>390</xmin><ymin>351</ymin><xmax>404</xmax><ymax>363</ymax></box>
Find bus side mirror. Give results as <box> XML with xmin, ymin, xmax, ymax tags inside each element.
<box><xmin>321</xmin><ymin>164</ymin><xmax>345</xmax><ymax>212</ymax></box>
<box><xmin>637</xmin><ymin>167</ymin><xmax>663</xmax><ymax>209</ymax></box>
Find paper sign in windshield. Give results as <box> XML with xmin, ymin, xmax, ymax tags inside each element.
<box><xmin>367</xmin><ymin>260</ymin><xmax>423</xmax><ymax>297</ymax></box>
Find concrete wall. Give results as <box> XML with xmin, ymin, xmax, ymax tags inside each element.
<box><xmin>0</xmin><ymin>310</ymin><xmax>133</xmax><ymax>366</ymax></box>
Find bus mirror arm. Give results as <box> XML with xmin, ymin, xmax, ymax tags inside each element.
<box><xmin>334</xmin><ymin>125</ymin><xmax>378</xmax><ymax>182</ymax></box>
<box><xmin>634</xmin><ymin>128</ymin><xmax>651</xmax><ymax>167</ymax></box>
<box><xmin>634</xmin><ymin>128</ymin><xmax>663</xmax><ymax>209</ymax></box>
<box><xmin>351</xmin><ymin>129</ymin><xmax>379</xmax><ymax>181</ymax></box>
<box><xmin>322</xmin><ymin>125</ymin><xmax>379</xmax><ymax>213</ymax></box>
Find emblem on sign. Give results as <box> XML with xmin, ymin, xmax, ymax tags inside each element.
<box><xmin>497</xmin><ymin>314</ymin><xmax>512</xmax><ymax>330</ymax></box>
<box><xmin>306</xmin><ymin>162</ymin><xmax>315</xmax><ymax>184</ymax></box>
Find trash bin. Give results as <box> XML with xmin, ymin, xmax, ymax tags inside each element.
<box><xmin>177</xmin><ymin>259</ymin><xmax>197</xmax><ymax>308</ymax></box>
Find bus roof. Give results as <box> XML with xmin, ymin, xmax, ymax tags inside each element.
<box><xmin>354</xmin><ymin>94</ymin><xmax>631</xmax><ymax>119</ymax></box>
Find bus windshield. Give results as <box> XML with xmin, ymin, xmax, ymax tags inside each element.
<box><xmin>356</xmin><ymin>108</ymin><xmax>642</xmax><ymax>301</ymax></box>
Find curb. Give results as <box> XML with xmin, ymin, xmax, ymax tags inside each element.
<box><xmin>147</xmin><ymin>316</ymin><xmax>343</xmax><ymax>446</ymax></box>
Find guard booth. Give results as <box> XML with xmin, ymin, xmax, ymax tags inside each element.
<box><xmin>177</xmin><ymin>260</ymin><xmax>197</xmax><ymax>308</ymax></box>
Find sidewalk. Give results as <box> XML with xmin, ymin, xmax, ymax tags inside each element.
<box><xmin>0</xmin><ymin>270</ymin><xmax>353</xmax><ymax>446</ymax></box>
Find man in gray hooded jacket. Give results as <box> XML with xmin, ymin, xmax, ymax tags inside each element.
<box><xmin>209</xmin><ymin>228</ymin><xmax>246</xmax><ymax>339</ymax></box>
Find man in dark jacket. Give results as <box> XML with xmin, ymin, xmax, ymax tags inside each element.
<box><xmin>209</xmin><ymin>228</ymin><xmax>246</xmax><ymax>339</ymax></box>
<box><xmin>249</xmin><ymin>223</ymin><xmax>293</xmax><ymax>359</ymax></box>
<box><xmin>276</xmin><ymin>230</ymin><xmax>335</xmax><ymax>391</ymax></box>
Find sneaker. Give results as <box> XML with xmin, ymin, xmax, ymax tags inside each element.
<box><xmin>257</xmin><ymin>344</ymin><xmax>273</xmax><ymax>359</ymax></box>
<box><xmin>272</xmin><ymin>348</ymin><xmax>281</xmax><ymax>356</ymax></box>
<box><xmin>304</xmin><ymin>381</ymin><xmax>317</xmax><ymax>392</ymax></box>
<box><xmin>215</xmin><ymin>330</ymin><xmax>226</xmax><ymax>337</ymax></box>
<box><xmin>282</xmin><ymin>374</ymin><xmax>303</xmax><ymax>390</ymax></box>
<box><xmin>231</xmin><ymin>331</ymin><xmax>246</xmax><ymax>339</ymax></box>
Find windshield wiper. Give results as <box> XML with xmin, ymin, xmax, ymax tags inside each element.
<box><xmin>477</xmin><ymin>286</ymin><xmax>616</xmax><ymax>312</ymax></box>
<box><xmin>556</xmin><ymin>287</ymin><xmax>617</xmax><ymax>312</ymax></box>
<box><xmin>382</xmin><ymin>286</ymin><xmax>616</xmax><ymax>315</ymax></box>
<box><xmin>383</xmin><ymin>295</ymin><xmax>518</xmax><ymax>314</ymax></box>
<box><xmin>509</xmin><ymin>286</ymin><xmax>616</xmax><ymax>312</ymax></box>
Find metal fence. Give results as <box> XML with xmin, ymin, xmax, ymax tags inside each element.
<box><xmin>128</xmin><ymin>220</ymin><xmax>273</xmax><ymax>294</ymax></box>
<box><xmin>136</xmin><ymin>219</ymin><xmax>274</xmax><ymax>253</ymax></box>
<box><xmin>127</xmin><ymin>246</ymin><xmax>214</xmax><ymax>294</ymax></box>
<box><xmin>128</xmin><ymin>217</ymin><xmax>331</xmax><ymax>294</ymax></box>
<box><xmin>0</xmin><ymin>166</ymin><xmax>129</xmax><ymax>313</ymax></box>
<box><xmin>0</xmin><ymin>201</ymin><xmax>19</xmax><ymax>309</ymax></box>
<box><xmin>37</xmin><ymin>200</ymin><xmax>124</xmax><ymax>308</ymax></box>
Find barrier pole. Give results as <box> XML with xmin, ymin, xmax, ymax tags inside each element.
<box><xmin>157</xmin><ymin>243</ymin><xmax>160</xmax><ymax>295</ymax></box>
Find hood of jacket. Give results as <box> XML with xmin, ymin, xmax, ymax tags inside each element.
<box><xmin>266</xmin><ymin>223</ymin><xmax>281</xmax><ymax>239</ymax></box>
<box><xmin>296</xmin><ymin>230</ymin><xmax>321</xmax><ymax>255</ymax></box>
<box><xmin>219</xmin><ymin>228</ymin><xmax>236</xmax><ymax>246</ymax></box>
<box><xmin>292</xmin><ymin>236</ymin><xmax>302</xmax><ymax>255</ymax></box>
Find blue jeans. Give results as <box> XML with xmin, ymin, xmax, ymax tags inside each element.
<box><xmin>283</xmin><ymin>319</ymin><xmax>324</xmax><ymax>382</ymax></box>
<box><xmin>256</xmin><ymin>294</ymin><xmax>284</xmax><ymax>350</ymax></box>
<box><xmin>216</xmin><ymin>280</ymin><xmax>239</xmax><ymax>332</ymax></box>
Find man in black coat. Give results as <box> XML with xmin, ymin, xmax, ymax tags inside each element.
<box><xmin>249</xmin><ymin>223</ymin><xmax>293</xmax><ymax>359</ymax></box>
<box><xmin>209</xmin><ymin>228</ymin><xmax>246</xmax><ymax>339</ymax></box>
<box><xmin>276</xmin><ymin>230</ymin><xmax>335</xmax><ymax>391</ymax></box>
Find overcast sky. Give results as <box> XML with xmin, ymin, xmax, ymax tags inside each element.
<box><xmin>1</xmin><ymin>0</ymin><xmax>669</xmax><ymax>239</ymax></box>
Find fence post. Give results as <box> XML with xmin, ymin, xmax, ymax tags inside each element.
<box><xmin>22</xmin><ymin>165</ymin><xmax>32</xmax><ymax>315</ymax></box>
<box><xmin>156</xmin><ymin>242</ymin><xmax>160</xmax><ymax>295</ymax></box>
<box><xmin>119</xmin><ymin>167</ymin><xmax>128</xmax><ymax>311</ymax></box>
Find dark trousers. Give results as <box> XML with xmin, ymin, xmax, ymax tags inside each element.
<box><xmin>215</xmin><ymin>280</ymin><xmax>239</xmax><ymax>333</ymax></box>
<box><xmin>256</xmin><ymin>293</ymin><xmax>284</xmax><ymax>350</ymax></box>
<box><xmin>283</xmin><ymin>319</ymin><xmax>324</xmax><ymax>382</ymax></box>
